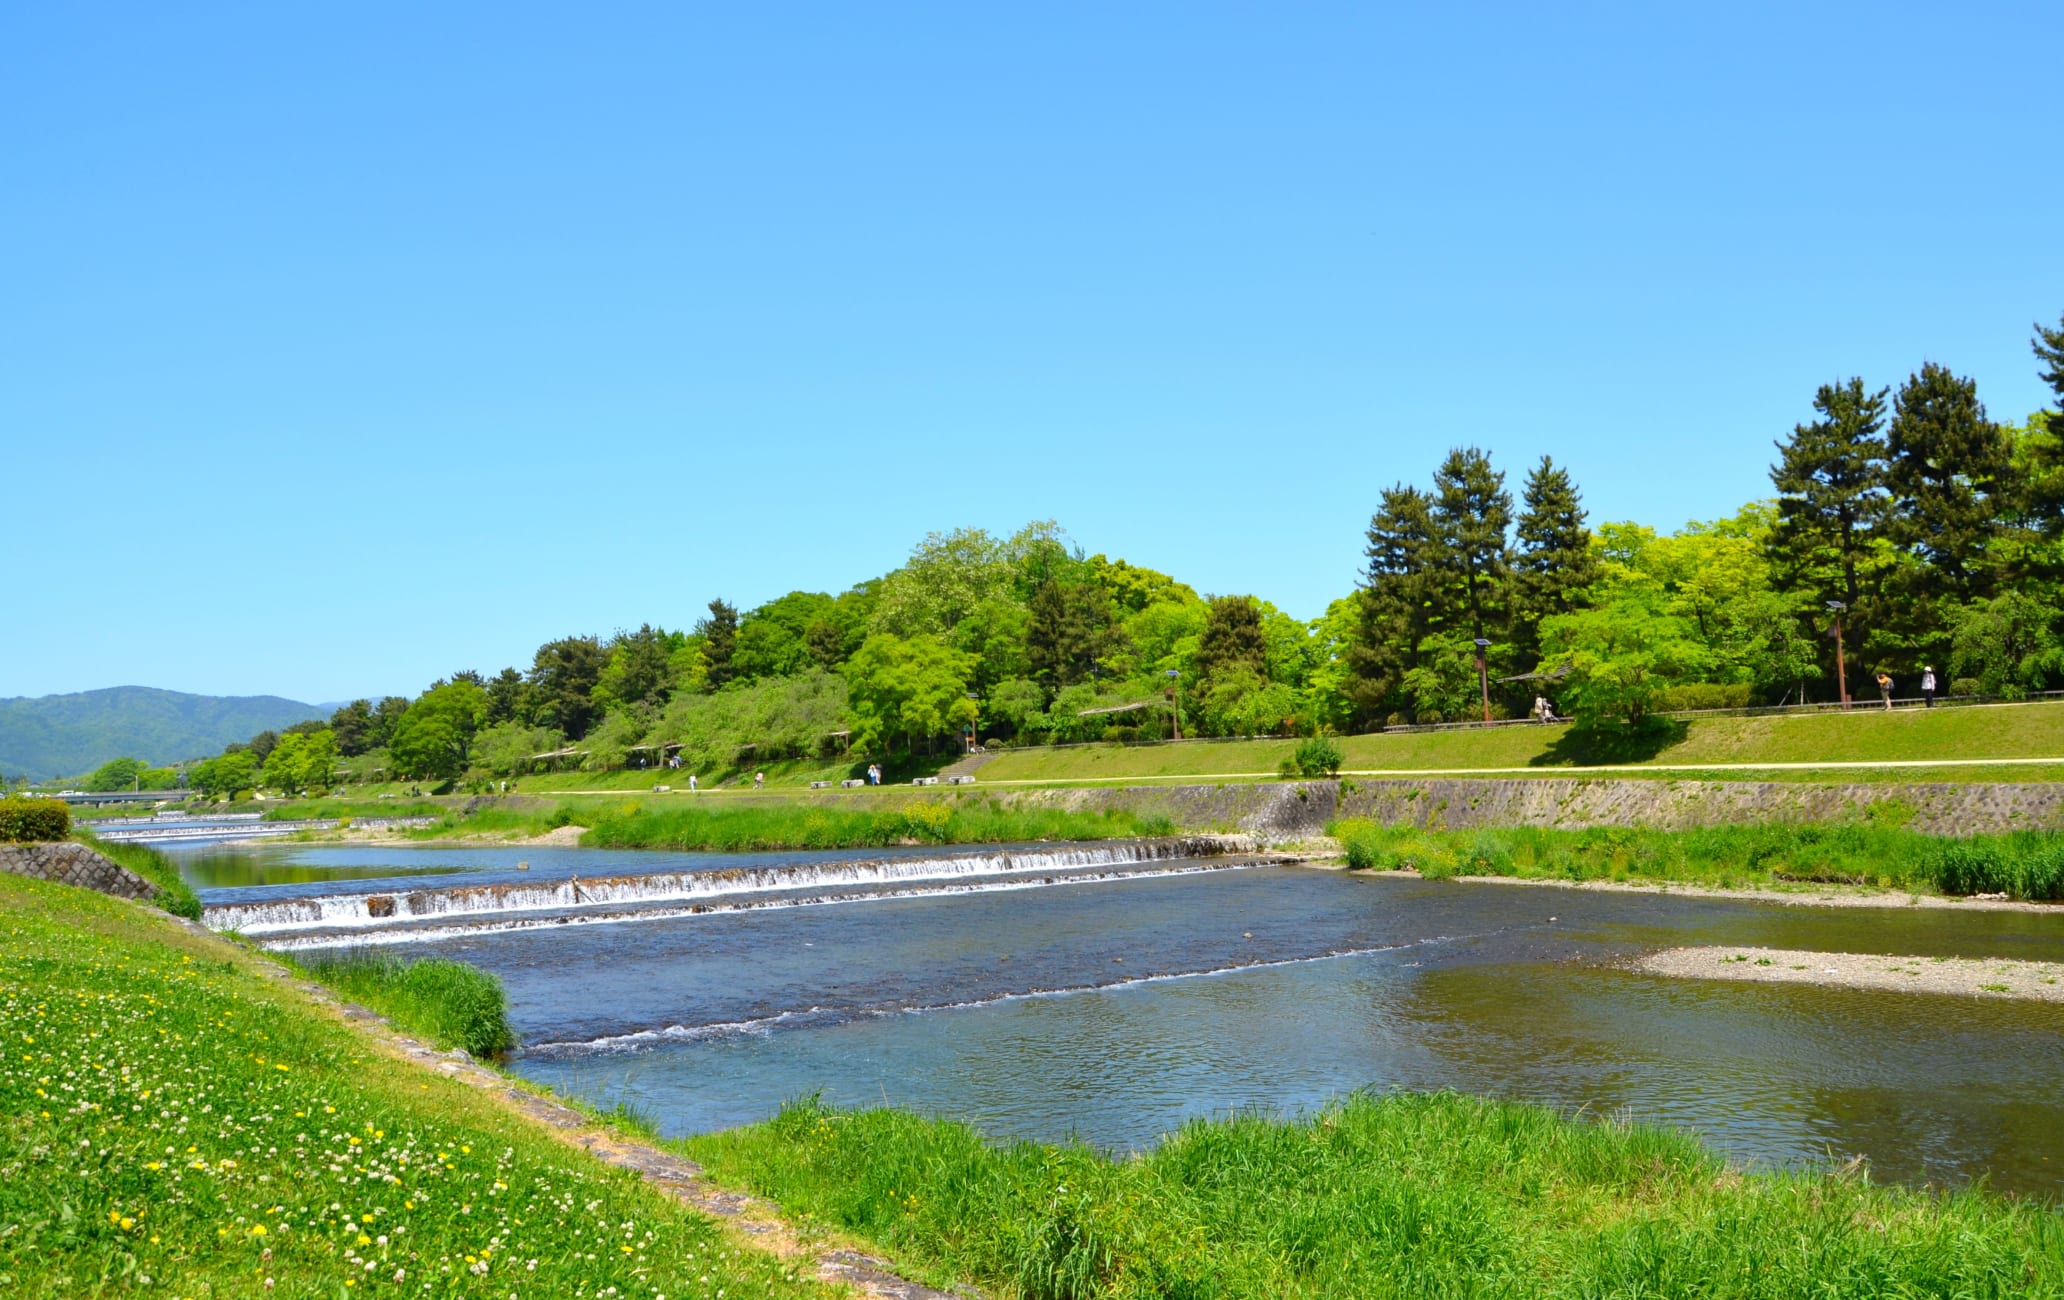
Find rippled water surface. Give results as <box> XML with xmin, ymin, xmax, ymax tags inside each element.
<box><xmin>180</xmin><ymin>841</ymin><xmax>2064</xmax><ymax>1195</ymax></box>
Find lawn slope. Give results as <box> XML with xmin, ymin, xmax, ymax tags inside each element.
<box><xmin>974</xmin><ymin>700</ymin><xmax>2064</xmax><ymax>785</ymax></box>
<box><xmin>0</xmin><ymin>872</ymin><xmax>830</xmax><ymax>1300</ymax></box>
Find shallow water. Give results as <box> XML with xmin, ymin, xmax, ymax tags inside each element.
<box><xmin>181</xmin><ymin>842</ymin><xmax>2064</xmax><ymax>1195</ymax></box>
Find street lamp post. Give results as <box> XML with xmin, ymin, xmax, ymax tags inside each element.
<box><xmin>1474</xmin><ymin>638</ymin><xmax>1493</xmax><ymax>725</ymax></box>
<box><xmin>1166</xmin><ymin>669</ymin><xmax>1182</xmax><ymax>741</ymax></box>
<box><xmin>1825</xmin><ymin>601</ymin><xmax>1849</xmax><ymax>708</ymax></box>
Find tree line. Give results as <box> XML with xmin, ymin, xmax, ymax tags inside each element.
<box><xmin>162</xmin><ymin>310</ymin><xmax>2062</xmax><ymax>795</ymax></box>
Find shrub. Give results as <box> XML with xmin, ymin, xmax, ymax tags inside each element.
<box><xmin>0</xmin><ymin>796</ymin><xmax>71</xmax><ymax>842</ymax></box>
<box><xmin>296</xmin><ymin>950</ymin><xmax>516</xmax><ymax>1058</ymax></box>
<box><xmin>1280</xmin><ymin>736</ymin><xmax>1344</xmax><ymax>779</ymax></box>
<box><xmin>1951</xmin><ymin>677</ymin><xmax>1983</xmax><ymax>698</ymax></box>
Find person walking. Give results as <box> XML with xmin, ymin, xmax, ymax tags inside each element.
<box><xmin>688</xmin><ymin>773</ymin><xmax>697</xmax><ymax>792</ymax></box>
<box><xmin>1875</xmin><ymin>671</ymin><xmax>1894</xmax><ymax>711</ymax></box>
<box><xmin>753</xmin><ymin>771</ymin><xmax>765</xmax><ymax>790</ymax></box>
<box><xmin>1922</xmin><ymin>665</ymin><xmax>1937</xmax><ymax>708</ymax></box>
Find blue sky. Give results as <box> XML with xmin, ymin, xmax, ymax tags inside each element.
<box><xmin>4</xmin><ymin>2</ymin><xmax>2059</xmax><ymax>703</ymax></box>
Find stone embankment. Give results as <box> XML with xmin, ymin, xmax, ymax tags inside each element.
<box><xmin>992</xmin><ymin>778</ymin><xmax>2064</xmax><ymax>843</ymax></box>
<box><xmin>0</xmin><ymin>842</ymin><xmax>159</xmax><ymax>900</ymax></box>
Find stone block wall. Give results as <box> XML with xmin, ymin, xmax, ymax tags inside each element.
<box><xmin>0</xmin><ymin>842</ymin><xmax>161</xmax><ymax>901</ymax></box>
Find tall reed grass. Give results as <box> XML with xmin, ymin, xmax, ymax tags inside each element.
<box><xmin>1328</xmin><ymin>818</ymin><xmax>2064</xmax><ymax>899</ymax></box>
<box><xmin>294</xmin><ymin>949</ymin><xmax>515</xmax><ymax>1058</ymax></box>
<box><xmin>683</xmin><ymin>1091</ymin><xmax>2064</xmax><ymax>1299</ymax></box>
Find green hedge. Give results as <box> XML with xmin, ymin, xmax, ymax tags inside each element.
<box><xmin>0</xmin><ymin>797</ymin><xmax>71</xmax><ymax>842</ymax></box>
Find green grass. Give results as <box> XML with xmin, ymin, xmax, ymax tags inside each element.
<box><xmin>581</xmin><ymin>798</ymin><xmax>1176</xmax><ymax>851</ymax></box>
<box><xmin>1327</xmin><ymin>819</ymin><xmax>2064</xmax><ymax>898</ymax></box>
<box><xmin>290</xmin><ymin>950</ymin><xmax>516</xmax><ymax>1059</ymax></box>
<box><xmin>0</xmin><ymin>872</ymin><xmax>836</xmax><ymax>1299</ymax></box>
<box><xmin>71</xmin><ymin>831</ymin><xmax>202</xmax><ymax>920</ymax></box>
<box><xmin>973</xmin><ymin>699</ymin><xmax>2064</xmax><ymax>785</ymax></box>
<box><xmin>683</xmin><ymin>1091</ymin><xmax>2064</xmax><ymax>1300</ymax></box>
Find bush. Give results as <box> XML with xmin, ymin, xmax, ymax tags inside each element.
<box><xmin>295</xmin><ymin>950</ymin><xmax>516</xmax><ymax>1058</ymax></box>
<box><xmin>1951</xmin><ymin>677</ymin><xmax>1983</xmax><ymax>698</ymax></box>
<box><xmin>1656</xmin><ymin>683</ymin><xmax>1756</xmax><ymax>712</ymax></box>
<box><xmin>1280</xmin><ymin>736</ymin><xmax>1344</xmax><ymax>779</ymax></box>
<box><xmin>0</xmin><ymin>797</ymin><xmax>71</xmax><ymax>842</ymax></box>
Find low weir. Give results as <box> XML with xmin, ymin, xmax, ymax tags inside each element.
<box><xmin>202</xmin><ymin>836</ymin><xmax>1256</xmax><ymax>937</ymax></box>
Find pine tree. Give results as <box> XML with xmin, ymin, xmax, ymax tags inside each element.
<box><xmin>2035</xmin><ymin>312</ymin><xmax>2064</xmax><ymax>410</ymax></box>
<box><xmin>1511</xmin><ymin>455</ymin><xmax>1598</xmax><ymax>666</ymax></box>
<box><xmin>1885</xmin><ymin>363</ymin><xmax>2016</xmax><ymax>602</ymax></box>
<box><xmin>1767</xmin><ymin>377</ymin><xmax>1889</xmax><ymax>612</ymax></box>
<box><xmin>695</xmin><ymin>599</ymin><xmax>740</xmax><ymax>689</ymax></box>
<box><xmin>1196</xmin><ymin>595</ymin><xmax>1267</xmax><ymax>684</ymax></box>
<box><xmin>1430</xmin><ymin>447</ymin><xmax>1514</xmax><ymax>645</ymax></box>
<box><xmin>1346</xmin><ymin>484</ymin><xmax>1444</xmax><ymax>725</ymax></box>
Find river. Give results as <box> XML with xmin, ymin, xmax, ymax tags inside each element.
<box><xmin>176</xmin><ymin>840</ymin><xmax>2064</xmax><ymax>1196</ymax></box>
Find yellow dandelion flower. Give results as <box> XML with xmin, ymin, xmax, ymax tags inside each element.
<box><xmin>249</xmin><ymin>1224</ymin><xmax>268</xmax><ymax>1237</ymax></box>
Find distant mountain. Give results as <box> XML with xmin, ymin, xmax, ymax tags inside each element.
<box><xmin>0</xmin><ymin>686</ymin><xmax>331</xmax><ymax>780</ymax></box>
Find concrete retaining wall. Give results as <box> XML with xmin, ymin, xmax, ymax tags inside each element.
<box><xmin>992</xmin><ymin>779</ymin><xmax>2064</xmax><ymax>843</ymax></box>
<box><xmin>0</xmin><ymin>842</ymin><xmax>161</xmax><ymax>901</ymax></box>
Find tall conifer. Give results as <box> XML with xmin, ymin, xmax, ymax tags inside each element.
<box><xmin>1512</xmin><ymin>456</ymin><xmax>1598</xmax><ymax>666</ymax></box>
<box><xmin>1768</xmin><ymin>378</ymin><xmax>1889</xmax><ymax>612</ymax></box>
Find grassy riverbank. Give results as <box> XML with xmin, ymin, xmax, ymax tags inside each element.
<box><xmin>684</xmin><ymin>1092</ymin><xmax>2064</xmax><ymax>1299</ymax></box>
<box><xmin>975</xmin><ymin>699</ymin><xmax>2064</xmax><ymax>785</ymax></box>
<box><xmin>1328</xmin><ymin>819</ymin><xmax>2064</xmax><ymax>899</ymax></box>
<box><xmin>0</xmin><ymin>872</ymin><xmax>833</xmax><ymax>1299</ymax></box>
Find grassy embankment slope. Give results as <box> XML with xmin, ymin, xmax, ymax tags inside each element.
<box><xmin>683</xmin><ymin>1093</ymin><xmax>2064</xmax><ymax>1300</ymax></box>
<box><xmin>974</xmin><ymin>700</ymin><xmax>2064</xmax><ymax>786</ymax></box>
<box><xmin>0</xmin><ymin>872</ymin><xmax>837</xmax><ymax>1300</ymax></box>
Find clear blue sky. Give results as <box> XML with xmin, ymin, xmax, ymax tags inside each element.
<box><xmin>5</xmin><ymin>2</ymin><xmax>2059</xmax><ymax>703</ymax></box>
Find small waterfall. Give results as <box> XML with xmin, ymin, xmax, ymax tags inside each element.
<box><xmin>203</xmin><ymin>838</ymin><xmax>1248</xmax><ymax>936</ymax></box>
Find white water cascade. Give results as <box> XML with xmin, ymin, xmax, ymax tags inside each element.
<box><xmin>204</xmin><ymin>838</ymin><xmax>1248</xmax><ymax>937</ymax></box>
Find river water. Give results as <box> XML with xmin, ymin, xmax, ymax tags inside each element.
<box><xmin>178</xmin><ymin>841</ymin><xmax>2064</xmax><ymax>1196</ymax></box>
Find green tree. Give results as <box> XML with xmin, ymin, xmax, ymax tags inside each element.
<box><xmin>1512</xmin><ymin>456</ymin><xmax>1599</xmax><ymax>667</ymax></box>
<box><xmin>1948</xmin><ymin>592</ymin><xmax>2064</xmax><ymax>698</ymax></box>
<box><xmin>1430</xmin><ymin>446</ymin><xmax>1514</xmax><ymax>649</ymax></box>
<box><xmin>1196</xmin><ymin>596</ymin><xmax>1267</xmax><ymax>685</ymax></box>
<box><xmin>369</xmin><ymin>697</ymin><xmax>411</xmax><ymax>750</ymax></box>
<box><xmin>870</xmin><ymin>528</ymin><xmax>1015</xmax><ymax>638</ymax></box>
<box><xmin>1026</xmin><ymin>580</ymin><xmax>1121</xmax><ymax>692</ymax></box>
<box><xmin>388</xmin><ymin>681</ymin><xmax>489</xmax><ymax>781</ymax></box>
<box><xmin>472</xmin><ymin>721</ymin><xmax>563</xmax><ymax>778</ymax></box>
<box><xmin>84</xmin><ymin>757</ymin><xmax>145</xmax><ymax>792</ymax></box>
<box><xmin>844</xmin><ymin>633</ymin><xmax>979</xmax><ymax>755</ymax></box>
<box><xmin>695</xmin><ymin>600</ymin><xmax>740</xmax><ymax>690</ymax></box>
<box><xmin>1539</xmin><ymin>587</ymin><xmax>1712</xmax><ymax>727</ymax></box>
<box><xmin>1768</xmin><ymin>378</ymin><xmax>1889</xmax><ymax>617</ymax></box>
<box><xmin>484</xmin><ymin>668</ymin><xmax>530</xmax><ymax>726</ymax></box>
<box><xmin>593</xmin><ymin>624</ymin><xmax>680</xmax><ymax>712</ymax></box>
<box><xmin>1347</xmin><ymin>484</ymin><xmax>1444</xmax><ymax>726</ymax></box>
<box><xmin>1884</xmin><ymin>362</ymin><xmax>2018</xmax><ymax>607</ymax></box>
<box><xmin>733</xmin><ymin>592</ymin><xmax>838</xmax><ymax>681</ymax></box>
<box><xmin>2035</xmin><ymin>311</ymin><xmax>2064</xmax><ymax>411</ymax></box>
<box><xmin>263</xmin><ymin>729</ymin><xmax>337</xmax><ymax>796</ymax></box>
<box><xmin>191</xmin><ymin>750</ymin><xmax>258</xmax><ymax>800</ymax></box>
<box><xmin>328</xmin><ymin>699</ymin><xmax>376</xmax><ymax>756</ymax></box>
<box><xmin>528</xmin><ymin>636</ymin><xmax>607</xmax><ymax>738</ymax></box>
